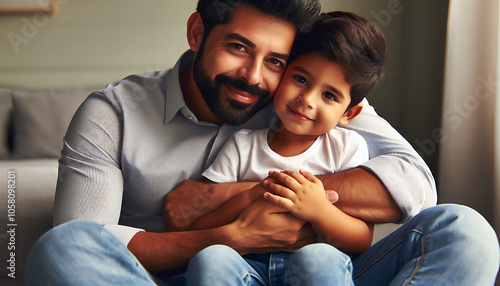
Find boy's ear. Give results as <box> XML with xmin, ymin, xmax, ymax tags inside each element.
<box><xmin>338</xmin><ymin>102</ymin><xmax>363</xmax><ymax>126</ymax></box>
<box><xmin>187</xmin><ymin>12</ymin><xmax>205</xmax><ymax>52</ymax></box>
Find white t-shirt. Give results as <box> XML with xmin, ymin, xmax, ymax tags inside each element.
<box><xmin>203</xmin><ymin>127</ymin><xmax>369</xmax><ymax>183</ymax></box>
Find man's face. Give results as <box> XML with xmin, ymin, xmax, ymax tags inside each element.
<box><xmin>193</xmin><ymin>4</ymin><xmax>296</xmax><ymax>125</ymax></box>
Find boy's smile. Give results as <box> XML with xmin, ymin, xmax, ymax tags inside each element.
<box><xmin>274</xmin><ymin>52</ymin><xmax>354</xmax><ymax>138</ymax></box>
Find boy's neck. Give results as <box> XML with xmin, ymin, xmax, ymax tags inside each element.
<box><xmin>267</xmin><ymin>126</ymin><xmax>319</xmax><ymax>157</ymax></box>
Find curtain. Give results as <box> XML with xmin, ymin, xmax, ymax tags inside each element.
<box><xmin>439</xmin><ymin>0</ymin><xmax>500</xmax><ymax>239</ymax></box>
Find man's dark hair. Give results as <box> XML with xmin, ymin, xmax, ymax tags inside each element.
<box><xmin>291</xmin><ymin>11</ymin><xmax>387</xmax><ymax>109</ymax></box>
<box><xmin>196</xmin><ymin>0</ymin><xmax>322</xmax><ymax>37</ymax></box>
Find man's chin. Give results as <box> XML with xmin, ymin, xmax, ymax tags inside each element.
<box><xmin>214</xmin><ymin>101</ymin><xmax>256</xmax><ymax>126</ymax></box>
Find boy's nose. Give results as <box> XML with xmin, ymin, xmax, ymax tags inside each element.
<box><xmin>297</xmin><ymin>91</ymin><xmax>315</xmax><ymax>108</ymax></box>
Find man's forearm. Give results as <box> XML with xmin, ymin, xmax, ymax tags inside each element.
<box><xmin>318</xmin><ymin>167</ymin><xmax>402</xmax><ymax>223</ymax></box>
<box><xmin>128</xmin><ymin>226</ymin><xmax>236</xmax><ymax>272</ymax></box>
<box><xmin>164</xmin><ymin>180</ymin><xmax>258</xmax><ymax>230</ymax></box>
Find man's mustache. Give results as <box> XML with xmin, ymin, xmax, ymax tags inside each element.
<box><xmin>215</xmin><ymin>74</ymin><xmax>270</xmax><ymax>98</ymax></box>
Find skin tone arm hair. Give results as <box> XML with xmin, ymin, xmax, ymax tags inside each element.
<box><xmin>164</xmin><ymin>166</ymin><xmax>401</xmax><ymax>231</ymax></box>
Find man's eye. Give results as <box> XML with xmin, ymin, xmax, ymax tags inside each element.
<box><xmin>269</xmin><ymin>59</ymin><xmax>283</xmax><ymax>67</ymax></box>
<box><xmin>231</xmin><ymin>43</ymin><xmax>245</xmax><ymax>51</ymax></box>
<box><xmin>294</xmin><ymin>75</ymin><xmax>307</xmax><ymax>85</ymax></box>
<box><xmin>323</xmin><ymin>92</ymin><xmax>337</xmax><ymax>102</ymax></box>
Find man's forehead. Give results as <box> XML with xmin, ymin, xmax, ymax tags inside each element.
<box><xmin>215</xmin><ymin>5</ymin><xmax>296</xmax><ymax>52</ymax></box>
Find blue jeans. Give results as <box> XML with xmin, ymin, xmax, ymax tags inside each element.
<box><xmin>25</xmin><ymin>204</ymin><xmax>500</xmax><ymax>285</ymax></box>
<box><xmin>185</xmin><ymin>244</ymin><xmax>353</xmax><ymax>285</ymax></box>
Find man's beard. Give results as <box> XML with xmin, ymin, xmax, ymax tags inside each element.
<box><xmin>192</xmin><ymin>44</ymin><xmax>271</xmax><ymax>126</ymax></box>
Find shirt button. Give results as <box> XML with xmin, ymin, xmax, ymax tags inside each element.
<box><xmin>188</xmin><ymin>115</ymin><xmax>193</xmax><ymax>120</ymax></box>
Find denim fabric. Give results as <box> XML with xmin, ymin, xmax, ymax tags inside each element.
<box><xmin>25</xmin><ymin>204</ymin><xmax>499</xmax><ymax>285</ymax></box>
<box><xmin>185</xmin><ymin>244</ymin><xmax>353</xmax><ymax>285</ymax></box>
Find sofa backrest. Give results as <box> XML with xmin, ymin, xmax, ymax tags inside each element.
<box><xmin>0</xmin><ymin>87</ymin><xmax>102</xmax><ymax>160</ymax></box>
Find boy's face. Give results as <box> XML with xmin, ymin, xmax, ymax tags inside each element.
<box><xmin>193</xmin><ymin>4</ymin><xmax>296</xmax><ymax>125</ymax></box>
<box><xmin>274</xmin><ymin>52</ymin><xmax>353</xmax><ymax>137</ymax></box>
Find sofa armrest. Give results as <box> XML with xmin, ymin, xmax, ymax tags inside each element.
<box><xmin>0</xmin><ymin>159</ymin><xmax>58</xmax><ymax>281</ymax></box>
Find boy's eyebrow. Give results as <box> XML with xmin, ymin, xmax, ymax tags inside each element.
<box><xmin>292</xmin><ymin>66</ymin><xmax>346</xmax><ymax>100</ymax></box>
<box><xmin>225</xmin><ymin>33</ymin><xmax>289</xmax><ymax>62</ymax></box>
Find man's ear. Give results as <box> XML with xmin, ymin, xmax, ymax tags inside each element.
<box><xmin>187</xmin><ymin>12</ymin><xmax>205</xmax><ymax>52</ymax></box>
<box><xmin>338</xmin><ymin>102</ymin><xmax>363</xmax><ymax>126</ymax></box>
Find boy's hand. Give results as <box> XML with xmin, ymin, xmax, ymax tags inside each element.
<box><xmin>263</xmin><ymin>170</ymin><xmax>333</xmax><ymax>223</ymax></box>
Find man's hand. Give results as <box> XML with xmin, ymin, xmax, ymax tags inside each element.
<box><xmin>229</xmin><ymin>197</ymin><xmax>316</xmax><ymax>254</ymax></box>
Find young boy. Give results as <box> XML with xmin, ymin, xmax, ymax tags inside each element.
<box><xmin>181</xmin><ymin>11</ymin><xmax>386</xmax><ymax>284</ymax></box>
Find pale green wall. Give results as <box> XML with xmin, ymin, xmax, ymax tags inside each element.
<box><xmin>0</xmin><ymin>0</ymin><xmax>449</xmax><ymax>175</ymax></box>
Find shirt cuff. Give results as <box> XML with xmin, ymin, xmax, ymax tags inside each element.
<box><xmin>360</xmin><ymin>155</ymin><xmax>429</xmax><ymax>222</ymax></box>
<box><xmin>103</xmin><ymin>224</ymin><xmax>145</xmax><ymax>246</ymax></box>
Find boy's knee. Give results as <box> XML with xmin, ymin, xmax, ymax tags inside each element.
<box><xmin>294</xmin><ymin>243</ymin><xmax>351</xmax><ymax>268</ymax></box>
<box><xmin>190</xmin><ymin>244</ymin><xmax>239</xmax><ymax>266</ymax></box>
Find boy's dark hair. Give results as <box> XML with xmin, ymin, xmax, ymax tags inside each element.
<box><xmin>291</xmin><ymin>11</ymin><xmax>387</xmax><ymax>109</ymax></box>
<box><xmin>196</xmin><ymin>0</ymin><xmax>322</xmax><ymax>37</ymax></box>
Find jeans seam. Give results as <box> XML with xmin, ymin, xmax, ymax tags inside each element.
<box><xmin>402</xmin><ymin>230</ymin><xmax>427</xmax><ymax>286</ymax></box>
<box><xmin>353</xmin><ymin>228</ymin><xmax>426</xmax><ymax>279</ymax></box>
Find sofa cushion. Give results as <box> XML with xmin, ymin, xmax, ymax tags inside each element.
<box><xmin>10</xmin><ymin>87</ymin><xmax>99</xmax><ymax>159</ymax></box>
<box><xmin>0</xmin><ymin>89</ymin><xmax>12</xmax><ymax>159</ymax></box>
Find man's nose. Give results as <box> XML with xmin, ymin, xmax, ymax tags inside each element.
<box><xmin>237</xmin><ymin>59</ymin><xmax>263</xmax><ymax>86</ymax></box>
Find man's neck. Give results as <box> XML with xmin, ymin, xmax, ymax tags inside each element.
<box><xmin>179</xmin><ymin>67</ymin><xmax>222</xmax><ymax>126</ymax></box>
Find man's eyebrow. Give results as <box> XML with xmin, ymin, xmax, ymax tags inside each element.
<box><xmin>225</xmin><ymin>33</ymin><xmax>289</xmax><ymax>62</ymax></box>
<box><xmin>225</xmin><ymin>33</ymin><xmax>256</xmax><ymax>48</ymax></box>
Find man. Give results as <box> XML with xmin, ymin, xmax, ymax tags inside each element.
<box><xmin>26</xmin><ymin>0</ymin><xmax>499</xmax><ymax>285</ymax></box>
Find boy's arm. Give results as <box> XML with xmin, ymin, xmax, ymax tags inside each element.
<box><xmin>263</xmin><ymin>170</ymin><xmax>373</xmax><ymax>255</ymax></box>
<box><xmin>187</xmin><ymin>182</ymin><xmax>267</xmax><ymax>230</ymax></box>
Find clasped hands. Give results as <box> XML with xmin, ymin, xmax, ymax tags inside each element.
<box><xmin>164</xmin><ymin>170</ymin><xmax>338</xmax><ymax>252</ymax></box>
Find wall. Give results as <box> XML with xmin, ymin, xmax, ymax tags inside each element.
<box><xmin>0</xmin><ymin>0</ymin><xmax>195</xmax><ymax>89</ymax></box>
<box><xmin>0</xmin><ymin>0</ymin><xmax>449</xmax><ymax>176</ymax></box>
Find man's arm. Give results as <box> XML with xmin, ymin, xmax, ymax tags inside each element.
<box><xmin>317</xmin><ymin>168</ymin><xmax>401</xmax><ymax>223</ymax></box>
<box><xmin>164</xmin><ymin>179</ymin><xmax>258</xmax><ymax>231</ymax></box>
<box><xmin>131</xmin><ymin>199</ymin><xmax>314</xmax><ymax>272</ymax></box>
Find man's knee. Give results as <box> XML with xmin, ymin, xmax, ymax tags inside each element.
<box><xmin>420</xmin><ymin>204</ymin><xmax>499</xmax><ymax>262</ymax></box>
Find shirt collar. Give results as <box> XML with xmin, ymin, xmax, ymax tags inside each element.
<box><xmin>163</xmin><ymin>50</ymin><xmax>195</xmax><ymax>125</ymax></box>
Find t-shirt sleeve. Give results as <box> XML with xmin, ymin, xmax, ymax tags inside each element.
<box><xmin>202</xmin><ymin>133</ymin><xmax>241</xmax><ymax>183</ymax></box>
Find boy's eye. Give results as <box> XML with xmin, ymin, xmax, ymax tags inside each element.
<box><xmin>323</xmin><ymin>92</ymin><xmax>338</xmax><ymax>102</ymax></box>
<box><xmin>294</xmin><ymin>75</ymin><xmax>307</xmax><ymax>85</ymax></box>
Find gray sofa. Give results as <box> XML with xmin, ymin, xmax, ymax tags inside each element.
<box><xmin>0</xmin><ymin>86</ymin><xmax>97</xmax><ymax>284</ymax></box>
<box><xmin>0</xmin><ymin>86</ymin><xmax>399</xmax><ymax>284</ymax></box>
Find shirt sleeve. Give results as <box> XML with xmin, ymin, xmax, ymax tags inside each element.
<box><xmin>345</xmin><ymin>99</ymin><xmax>437</xmax><ymax>222</ymax></box>
<box><xmin>202</xmin><ymin>133</ymin><xmax>241</xmax><ymax>183</ymax></box>
<box><xmin>53</xmin><ymin>92</ymin><xmax>144</xmax><ymax>245</ymax></box>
